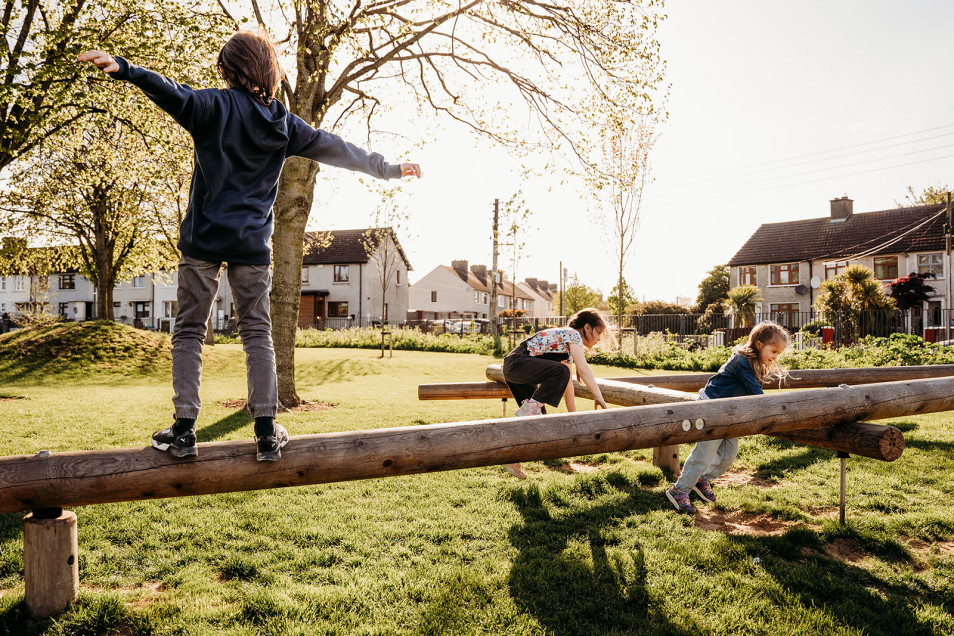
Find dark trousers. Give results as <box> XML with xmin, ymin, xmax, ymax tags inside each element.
<box><xmin>502</xmin><ymin>344</ymin><xmax>571</xmax><ymax>410</ymax></box>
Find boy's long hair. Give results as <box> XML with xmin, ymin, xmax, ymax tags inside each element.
<box><xmin>733</xmin><ymin>320</ymin><xmax>790</xmax><ymax>385</ymax></box>
<box><xmin>217</xmin><ymin>30</ymin><xmax>283</xmax><ymax>106</ymax></box>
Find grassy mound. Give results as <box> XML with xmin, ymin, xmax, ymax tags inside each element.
<box><xmin>0</xmin><ymin>321</ymin><xmax>173</xmax><ymax>381</ymax></box>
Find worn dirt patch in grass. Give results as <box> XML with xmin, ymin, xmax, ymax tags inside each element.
<box><xmin>0</xmin><ymin>395</ymin><xmax>26</xmax><ymax>402</ymax></box>
<box><xmin>219</xmin><ymin>398</ymin><xmax>336</xmax><ymax>412</ymax></box>
<box><xmin>694</xmin><ymin>508</ymin><xmax>793</xmax><ymax>535</ymax></box>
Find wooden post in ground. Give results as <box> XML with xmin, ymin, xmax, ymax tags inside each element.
<box><xmin>23</xmin><ymin>507</ymin><xmax>78</xmax><ymax>618</ymax></box>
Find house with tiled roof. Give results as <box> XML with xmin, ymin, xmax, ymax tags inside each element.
<box><xmin>408</xmin><ymin>260</ymin><xmax>536</xmax><ymax>320</ymax></box>
<box><xmin>727</xmin><ymin>197</ymin><xmax>949</xmax><ymax>329</ymax></box>
<box><xmin>300</xmin><ymin>228</ymin><xmax>411</xmax><ymax>328</ymax></box>
<box><xmin>519</xmin><ymin>277</ymin><xmax>558</xmax><ymax>318</ymax></box>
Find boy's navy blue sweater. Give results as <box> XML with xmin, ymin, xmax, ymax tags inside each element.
<box><xmin>110</xmin><ymin>57</ymin><xmax>401</xmax><ymax>265</ymax></box>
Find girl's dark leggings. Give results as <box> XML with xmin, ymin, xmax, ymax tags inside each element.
<box><xmin>502</xmin><ymin>344</ymin><xmax>571</xmax><ymax>410</ymax></box>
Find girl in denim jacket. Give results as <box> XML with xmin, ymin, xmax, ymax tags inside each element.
<box><xmin>665</xmin><ymin>321</ymin><xmax>790</xmax><ymax>514</ymax></box>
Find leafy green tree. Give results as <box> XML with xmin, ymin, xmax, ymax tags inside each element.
<box><xmin>897</xmin><ymin>184</ymin><xmax>951</xmax><ymax>207</ymax></box>
<box><xmin>629</xmin><ymin>300</ymin><xmax>688</xmax><ymax>315</ymax></box>
<box><xmin>0</xmin><ymin>3</ymin><xmax>228</xmax><ymax>321</ymax></box>
<box><xmin>220</xmin><ymin>0</ymin><xmax>667</xmax><ymax>406</ymax></box>
<box><xmin>607</xmin><ymin>279</ymin><xmax>637</xmax><ymax>323</ymax></box>
<box><xmin>696</xmin><ymin>265</ymin><xmax>729</xmax><ymax>313</ymax></box>
<box><xmin>559</xmin><ymin>277</ymin><xmax>602</xmax><ymax>316</ymax></box>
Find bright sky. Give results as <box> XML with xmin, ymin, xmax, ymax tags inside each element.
<box><xmin>307</xmin><ymin>1</ymin><xmax>954</xmax><ymax>306</ymax></box>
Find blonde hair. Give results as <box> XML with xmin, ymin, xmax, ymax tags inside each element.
<box><xmin>733</xmin><ymin>320</ymin><xmax>790</xmax><ymax>384</ymax></box>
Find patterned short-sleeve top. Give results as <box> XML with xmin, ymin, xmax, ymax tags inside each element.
<box><xmin>524</xmin><ymin>327</ymin><xmax>583</xmax><ymax>363</ymax></box>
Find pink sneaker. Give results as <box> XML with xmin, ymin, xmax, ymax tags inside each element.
<box><xmin>515</xmin><ymin>399</ymin><xmax>543</xmax><ymax>417</ymax></box>
<box><xmin>505</xmin><ymin>463</ymin><xmax>528</xmax><ymax>479</ymax></box>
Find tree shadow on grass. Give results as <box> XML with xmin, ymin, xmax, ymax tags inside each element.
<box><xmin>717</xmin><ymin>530</ymin><xmax>953</xmax><ymax>635</ymax></box>
<box><xmin>752</xmin><ymin>445</ymin><xmax>833</xmax><ymax>481</ymax></box>
<box><xmin>506</xmin><ymin>483</ymin><xmax>694</xmax><ymax>636</ymax></box>
<box><xmin>198</xmin><ymin>410</ymin><xmax>252</xmax><ymax>442</ymax></box>
<box><xmin>904</xmin><ymin>439</ymin><xmax>954</xmax><ymax>454</ymax></box>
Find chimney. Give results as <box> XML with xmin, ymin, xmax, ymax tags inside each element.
<box><xmin>451</xmin><ymin>260</ymin><xmax>469</xmax><ymax>277</ymax></box>
<box><xmin>830</xmin><ymin>196</ymin><xmax>853</xmax><ymax>222</ymax></box>
<box><xmin>470</xmin><ymin>264</ymin><xmax>487</xmax><ymax>279</ymax></box>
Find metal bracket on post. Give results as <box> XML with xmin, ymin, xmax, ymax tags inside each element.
<box><xmin>837</xmin><ymin>451</ymin><xmax>849</xmax><ymax>525</ymax></box>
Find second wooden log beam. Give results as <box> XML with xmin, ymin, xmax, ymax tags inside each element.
<box><xmin>482</xmin><ymin>364</ymin><xmax>904</xmax><ymax>461</ymax></box>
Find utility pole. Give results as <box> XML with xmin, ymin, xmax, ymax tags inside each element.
<box><xmin>559</xmin><ymin>261</ymin><xmax>564</xmax><ymax>318</ymax></box>
<box><xmin>490</xmin><ymin>199</ymin><xmax>501</xmax><ymax>354</ymax></box>
<box><xmin>944</xmin><ymin>192</ymin><xmax>954</xmax><ymax>341</ymax></box>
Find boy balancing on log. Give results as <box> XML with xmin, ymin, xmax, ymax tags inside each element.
<box><xmin>79</xmin><ymin>30</ymin><xmax>421</xmax><ymax>462</ymax></box>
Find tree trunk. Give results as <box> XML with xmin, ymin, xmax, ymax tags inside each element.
<box><xmin>271</xmin><ymin>158</ymin><xmax>320</xmax><ymax>408</ymax></box>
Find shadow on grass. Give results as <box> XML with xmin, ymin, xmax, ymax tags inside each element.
<box><xmin>718</xmin><ymin>530</ymin><xmax>953</xmax><ymax>634</ymax></box>
<box><xmin>753</xmin><ymin>445</ymin><xmax>833</xmax><ymax>480</ymax></box>
<box><xmin>295</xmin><ymin>359</ymin><xmax>378</xmax><ymax>386</ymax></box>
<box><xmin>199</xmin><ymin>410</ymin><xmax>253</xmax><ymax>442</ymax></box>
<box><xmin>904</xmin><ymin>439</ymin><xmax>954</xmax><ymax>453</ymax></box>
<box><xmin>506</xmin><ymin>482</ymin><xmax>693</xmax><ymax>635</ymax></box>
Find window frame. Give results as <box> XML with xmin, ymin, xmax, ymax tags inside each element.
<box><xmin>333</xmin><ymin>264</ymin><xmax>350</xmax><ymax>283</ymax></box>
<box><xmin>917</xmin><ymin>253</ymin><xmax>943</xmax><ymax>278</ymax></box>
<box><xmin>873</xmin><ymin>256</ymin><xmax>899</xmax><ymax>281</ymax></box>
<box><xmin>738</xmin><ymin>266</ymin><xmax>756</xmax><ymax>286</ymax></box>
<box><xmin>769</xmin><ymin>263</ymin><xmax>799</xmax><ymax>286</ymax></box>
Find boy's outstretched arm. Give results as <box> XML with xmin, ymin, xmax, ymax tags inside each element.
<box><xmin>78</xmin><ymin>50</ymin><xmax>119</xmax><ymax>74</ymax></box>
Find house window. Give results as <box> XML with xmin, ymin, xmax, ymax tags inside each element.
<box><xmin>132</xmin><ymin>275</ymin><xmax>146</xmax><ymax>288</ymax></box>
<box><xmin>59</xmin><ymin>274</ymin><xmax>75</xmax><ymax>290</ymax></box>
<box><xmin>738</xmin><ymin>266</ymin><xmax>756</xmax><ymax>286</ymax></box>
<box><xmin>482</xmin><ymin>293</ymin><xmax>488</xmax><ymax>304</ymax></box>
<box><xmin>396</xmin><ymin>270</ymin><xmax>401</xmax><ymax>285</ymax></box>
<box><xmin>15</xmin><ymin>276</ymin><xmax>25</xmax><ymax>291</ymax></box>
<box><xmin>1</xmin><ymin>276</ymin><xmax>6</xmax><ymax>291</ymax></box>
<box><xmin>301</xmin><ymin>267</ymin><xmax>309</xmax><ymax>283</ymax></box>
<box><xmin>918</xmin><ymin>253</ymin><xmax>943</xmax><ymax>277</ymax></box>
<box><xmin>431</xmin><ymin>291</ymin><xmax>437</xmax><ymax>302</ymax></box>
<box><xmin>825</xmin><ymin>261</ymin><xmax>848</xmax><ymax>280</ymax></box>
<box><xmin>770</xmin><ymin>303</ymin><xmax>799</xmax><ymax>329</ymax></box>
<box><xmin>58</xmin><ymin>302</ymin><xmax>69</xmax><ymax>316</ymax></box>
<box><xmin>874</xmin><ymin>256</ymin><xmax>898</xmax><ymax>280</ymax></box>
<box><xmin>769</xmin><ymin>263</ymin><xmax>799</xmax><ymax>286</ymax></box>
<box><xmin>333</xmin><ymin>265</ymin><xmax>349</xmax><ymax>282</ymax></box>
<box><xmin>474</xmin><ymin>291</ymin><xmax>480</xmax><ymax>303</ymax></box>
<box><xmin>328</xmin><ymin>301</ymin><xmax>349</xmax><ymax>317</ymax></box>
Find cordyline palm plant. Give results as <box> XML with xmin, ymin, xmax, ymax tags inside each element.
<box><xmin>815</xmin><ymin>265</ymin><xmax>895</xmax><ymax>343</ymax></box>
<box><xmin>725</xmin><ymin>285</ymin><xmax>762</xmax><ymax>328</ymax></box>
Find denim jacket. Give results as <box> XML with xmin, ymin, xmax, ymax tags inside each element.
<box><xmin>702</xmin><ymin>352</ymin><xmax>763</xmax><ymax>399</ymax></box>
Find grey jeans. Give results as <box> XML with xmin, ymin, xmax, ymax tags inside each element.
<box><xmin>172</xmin><ymin>254</ymin><xmax>278</xmax><ymax>421</ymax></box>
<box><xmin>674</xmin><ymin>390</ymin><xmax>739</xmax><ymax>493</ymax></box>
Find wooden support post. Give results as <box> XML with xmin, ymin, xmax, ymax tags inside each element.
<box><xmin>0</xmin><ymin>376</ymin><xmax>946</xmax><ymax>514</ymax></box>
<box><xmin>23</xmin><ymin>507</ymin><xmax>78</xmax><ymax>618</ymax></box>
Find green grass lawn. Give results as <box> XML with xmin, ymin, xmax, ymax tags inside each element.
<box><xmin>1</xmin><ymin>331</ymin><xmax>953</xmax><ymax>634</ymax></box>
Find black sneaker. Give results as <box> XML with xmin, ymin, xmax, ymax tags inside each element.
<box><xmin>152</xmin><ymin>426</ymin><xmax>198</xmax><ymax>459</ymax></box>
<box><xmin>256</xmin><ymin>423</ymin><xmax>289</xmax><ymax>462</ymax></box>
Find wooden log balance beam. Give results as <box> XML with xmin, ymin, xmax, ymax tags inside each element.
<box><xmin>426</xmin><ymin>364</ymin><xmax>907</xmax><ymax>462</ymax></box>
<box><xmin>611</xmin><ymin>364</ymin><xmax>954</xmax><ymax>392</ymax></box>
<box><xmin>1</xmin><ymin>376</ymin><xmax>944</xmax><ymax>515</ymax></box>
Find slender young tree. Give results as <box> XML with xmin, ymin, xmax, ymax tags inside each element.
<box><xmin>591</xmin><ymin>112</ymin><xmax>661</xmax><ymax>347</ymax></box>
<box><xmin>361</xmin><ymin>202</ymin><xmax>411</xmax><ymax>356</ymax></box>
<box><xmin>220</xmin><ymin>0</ymin><xmax>667</xmax><ymax>406</ymax></box>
